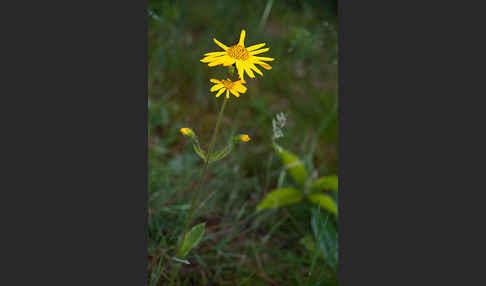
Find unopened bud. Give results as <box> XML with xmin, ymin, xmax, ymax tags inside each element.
<box><xmin>180</xmin><ymin>128</ymin><xmax>194</xmax><ymax>137</ymax></box>
<box><xmin>238</xmin><ymin>134</ymin><xmax>251</xmax><ymax>142</ymax></box>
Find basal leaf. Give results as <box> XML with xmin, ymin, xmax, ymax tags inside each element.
<box><xmin>256</xmin><ymin>187</ymin><xmax>303</xmax><ymax>212</ymax></box>
<box><xmin>307</xmin><ymin>193</ymin><xmax>338</xmax><ymax>216</ymax></box>
<box><xmin>177</xmin><ymin>222</ymin><xmax>205</xmax><ymax>258</ymax></box>
<box><xmin>311</xmin><ymin>175</ymin><xmax>338</xmax><ymax>192</ymax></box>
<box><xmin>273</xmin><ymin>143</ymin><xmax>308</xmax><ymax>186</ymax></box>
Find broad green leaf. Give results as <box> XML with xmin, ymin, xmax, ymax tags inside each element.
<box><xmin>273</xmin><ymin>143</ymin><xmax>308</xmax><ymax>186</ymax></box>
<box><xmin>208</xmin><ymin>144</ymin><xmax>233</xmax><ymax>163</ymax></box>
<box><xmin>256</xmin><ymin>187</ymin><xmax>303</xmax><ymax>212</ymax></box>
<box><xmin>177</xmin><ymin>222</ymin><xmax>205</xmax><ymax>258</ymax></box>
<box><xmin>192</xmin><ymin>143</ymin><xmax>207</xmax><ymax>162</ymax></box>
<box><xmin>311</xmin><ymin>175</ymin><xmax>338</xmax><ymax>192</ymax></box>
<box><xmin>307</xmin><ymin>193</ymin><xmax>338</xmax><ymax>216</ymax></box>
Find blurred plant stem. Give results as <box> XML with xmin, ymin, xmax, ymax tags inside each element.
<box><xmin>169</xmin><ymin>96</ymin><xmax>229</xmax><ymax>285</ymax></box>
<box><xmin>258</xmin><ymin>0</ymin><xmax>274</xmax><ymax>31</ymax></box>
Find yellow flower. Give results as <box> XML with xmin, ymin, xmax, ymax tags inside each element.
<box><xmin>239</xmin><ymin>134</ymin><xmax>251</xmax><ymax>142</ymax></box>
<box><xmin>201</xmin><ymin>29</ymin><xmax>274</xmax><ymax>82</ymax></box>
<box><xmin>180</xmin><ymin>128</ymin><xmax>194</xmax><ymax>137</ymax></box>
<box><xmin>209</xmin><ymin>78</ymin><xmax>247</xmax><ymax>99</ymax></box>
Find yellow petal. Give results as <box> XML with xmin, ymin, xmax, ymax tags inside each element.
<box><xmin>200</xmin><ymin>57</ymin><xmax>213</xmax><ymax>63</ymax></box>
<box><xmin>247</xmin><ymin>43</ymin><xmax>266</xmax><ymax>51</ymax></box>
<box><xmin>222</xmin><ymin>58</ymin><xmax>236</xmax><ymax>66</ymax></box>
<box><xmin>201</xmin><ymin>55</ymin><xmax>224</xmax><ymax>61</ymax></box>
<box><xmin>230</xmin><ymin>88</ymin><xmax>240</xmax><ymax>97</ymax></box>
<box><xmin>210</xmin><ymin>84</ymin><xmax>224</xmax><ymax>92</ymax></box>
<box><xmin>226</xmin><ymin>90</ymin><xmax>230</xmax><ymax>98</ymax></box>
<box><xmin>244</xmin><ymin>63</ymin><xmax>255</xmax><ymax>78</ymax></box>
<box><xmin>238</xmin><ymin>29</ymin><xmax>246</xmax><ymax>46</ymax></box>
<box><xmin>204</xmin><ymin>51</ymin><xmax>226</xmax><ymax>56</ymax></box>
<box><xmin>249</xmin><ymin>48</ymin><xmax>270</xmax><ymax>55</ymax></box>
<box><xmin>215</xmin><ymin>88</ymin><xmax>225</xmax><ymax>98</ymax></box>
<box><xmin>208</xmin><ymin>55</ymin><xmax>233</xmax><ymax>64</ymax></box>
<box><xmin>201</xmin><ymin>57</ymin><xmax>225</xmax><ymax>64</ymax></box>
<box><xmin>208</xmin><ymin>60</ymin><xmax>226</xmax><ymax>67</ymax></box>
<box><xmin>210</xmin><ymin>79</ymin><xmax>221</xmax><ymax>84</ymax></box>
<box><xmin>252</xmin><ymin>56</ymin><xmax>274</xmax><ymax>61</ymax></box>
<box><xmin>236</xmin><ymin>61</ymin><xmax>246</xmax><ymax>81</ymax></box>
<box><xmin>235</xmin><ymin>84</ymin><xmax>247</xmax><ymax>93</ymax></box>
<box><xmin>213</xmin><ymin>38</ymin><xmax>229</xmax><ymax>50</ymax></box>
<box><xmin>249</xmin><ymin>63</ymin><xmax>263</xmax><ymax>76</ymax></box>
<box><xmin>255</xmin><ymin>61</ymin><xmax>272</xmax><ymax>70</ymax></box>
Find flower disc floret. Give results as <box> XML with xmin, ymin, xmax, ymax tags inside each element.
<box><xmin>227</xmin><ymin>45</ymin><xmax>250</xmax><ymax>60</ymax></box>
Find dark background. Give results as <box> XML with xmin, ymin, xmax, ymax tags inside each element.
<box><xmin>2</xmin><ymin>0</ymin><xmax>479</xmax><ymax>285</ymax></box>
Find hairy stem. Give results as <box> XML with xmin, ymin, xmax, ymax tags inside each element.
<box><xmin>169</xmin><ymin>97</ymin><xmax>229</xmax><ymax>285</ymax></box>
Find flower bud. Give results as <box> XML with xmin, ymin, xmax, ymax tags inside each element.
<box><xmin>238</xmin><ymin>134</ymin><xmax>251</xmax><ymax>142</ymax></box>
<box><xmin>180</xmin><ymin>128</ymin><xmax>194</xmax><ymax>137</ymax></box>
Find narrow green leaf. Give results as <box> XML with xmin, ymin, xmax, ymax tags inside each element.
<box><xmin>311</xmin><ymin>175</ymin><xmax>338</xmax><ymax>192</ymax></box>
<box><xmin>177</xmin><ymin>223</ymin><xmax>205</xmax><ymax>258</ymax></box>
<box><xmin>256</xmin><ymin>187</ymin><xmax>303</xmax><ymax>212</ymax></box>
<box><xmin>273</xmin><ymin>143</ymin><xmax>308</xmax><ymax>186</ymax></box>
<box><xmin>208</xmin><ymin>144</ymin><xmax>233</xmax><ymax>163</ymax></box>
<box><xmin>192</xmin><ymin>143</ymin><xmax>207</xmax><ymax>162</ymax></box>
<box><xmin>307</xmin><ymin>193</ymin><xmax>338</xmax><ymax>215</ymax></box>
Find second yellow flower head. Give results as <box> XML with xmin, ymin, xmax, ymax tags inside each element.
<box><xmin>210</xmin><ymin>78</ymin><xmax>247</xmax><ymax>99</ymax></box>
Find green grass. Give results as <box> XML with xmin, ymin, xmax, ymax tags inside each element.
<box><xmin>148</xmin><ymin>0</ymin><xmax>338</xmax><ymax>284</ymax></box>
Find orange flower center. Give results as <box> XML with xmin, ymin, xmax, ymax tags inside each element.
<box><xmin>221</xmin><ymin>79</ymin><xmax>235</xmax><ymax>89</ymax></box>
<box><xmin>227</xmin><ymin>45</ymin><xmax>249</xmax><ymax>60</ymax></box>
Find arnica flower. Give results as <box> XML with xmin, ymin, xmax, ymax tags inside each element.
<box><xmin>210</xmin><ymin>78</ymin><xmax>247</xmax><ymax>99</ymax></box>
<box><xmin>201</xmin><ymin>30</ymin><xmax>274</xmax><ymax>82</ymax></box>
<box><xmin>180</xmin><ymin>128</ymin><xmax>194</xmax><ymax>137</ymax></box>
<box><xmin>239</xmin><ymin>134</ymin><xmax>251</xmax><ymax>142</ymax></box>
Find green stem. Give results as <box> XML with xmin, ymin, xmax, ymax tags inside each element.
<box><xmin>169</xmin><ymin>96</ymin><xmax>229</xmax><ymax>285</ymax></box>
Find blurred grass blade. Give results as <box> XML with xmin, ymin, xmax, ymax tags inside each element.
<box><xmin>311</xmin><ymin>207</ymin><xmax>338</xmax><ymax>271</ymax></box>
<box><xmin>258</xmin><ymin>0</ymin><xmax>274</xmax><ymax>31</ymax></box>
<box><xmin>311</xmin><ymin>175</ymin><xmax>338</xmax><ymax>192</ymax></box>
<box><xmin>171</xmin><ymin>257</ymin><xmax>190</xmax><ymax>264</ymax></box>
<box><xmin>208</xmin><ymin>144</ymin><xmax>233</xmax><ymax>163</ymax></box>
<box><xmin>311</xmin><ymin>210</ymin><xmax>338</xmax><ymax>271</ymax></box>
<box><xmin>307</xmin><ymin>193</ymin><xmax>338</xmax><ymax>216</ymax></box>
<box><xmin>256</xmin><ymin>187</ymin><xmax>303</xmax><ymax>212</ymax></box>
<box><xmin>177</xmin><ymin>223</ymin><xmax>205</xmax><ymax>258</ymax></box>
<box><xmin>273</xmin><ymin>143</ymin><xmax>308</xmax><ymax>186</ymax></box>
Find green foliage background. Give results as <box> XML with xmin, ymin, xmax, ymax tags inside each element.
<box><xmin>148</xmin><ymin>0</ymin><xmax>338</xmax><ymax>284</ymax></box>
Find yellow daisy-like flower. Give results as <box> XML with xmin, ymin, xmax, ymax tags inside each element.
<box><xmin>201</xmin><ymin>29</ymin><xmax>274</xmax><ymax>82</ymax></box>
<box><xmin>210</xmin><ymin>78</ymin><xmax>247</xmax><ymax>99</ymax></box>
